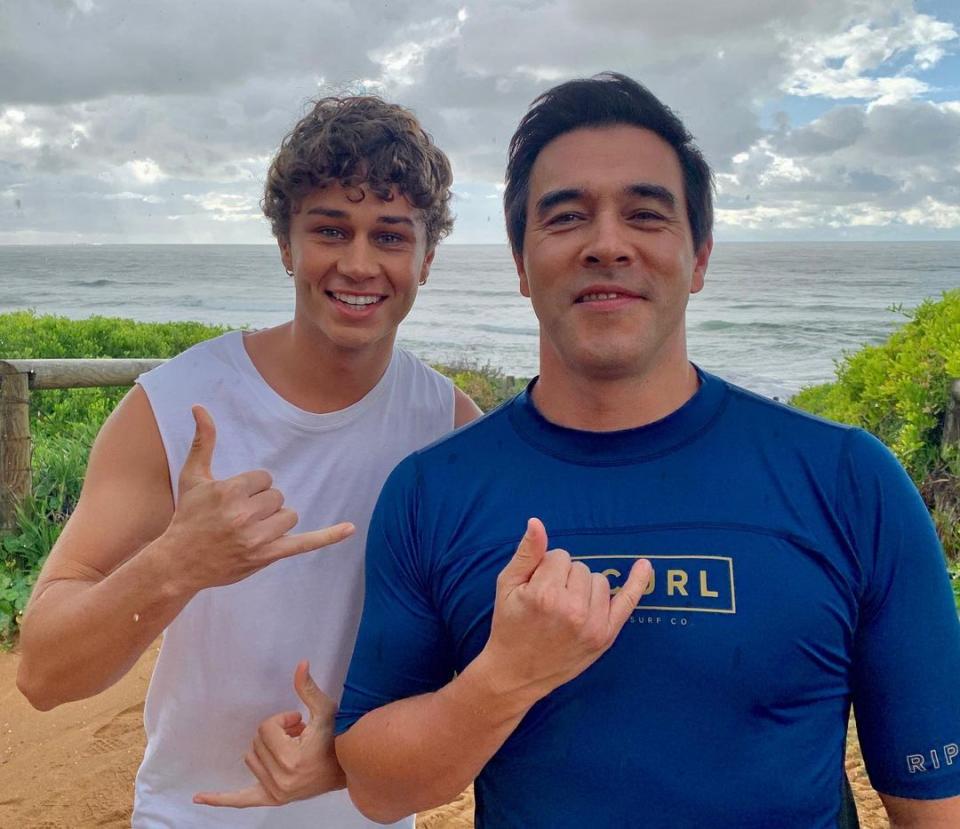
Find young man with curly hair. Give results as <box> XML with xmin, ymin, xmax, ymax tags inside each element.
<box><xmin>17</xmin><ymin>96</ymin><xmax>480</xmax><ymax>828</ymax></box>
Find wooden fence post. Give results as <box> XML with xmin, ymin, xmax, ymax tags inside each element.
<box><xmin>0</xmin><ymin>361</ymin><xmax>32</xmax><ymax>534</ymax></box>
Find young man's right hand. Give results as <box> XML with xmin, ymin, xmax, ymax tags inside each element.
<box><xmin>475</xmin><ymin>517</ymin><xmax>651</xmax><ymax>708</ymax></box>
<box><xmin>161</xmin><ymin>405</ymin><xmax>354</xmax><ymax>593</ymax></box>
<box><xmin>17</xmin><ymin>392</ymin><xmax>354</xmax><ymax>711</ymax></box>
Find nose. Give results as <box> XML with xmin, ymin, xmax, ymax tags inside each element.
<box><xmin>581</xmin><ymin>212</ymin><xmax>634</xmax><ymax>268</ymax></box>
<box><xmin>337</xmin><ymin>238</ymin><xmax>381</xmax><ymax>281</ymax></box>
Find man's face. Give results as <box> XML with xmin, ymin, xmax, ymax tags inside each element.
<box><xmin>280</xmin><ymin>182</ymin><xmax>433</xmax><ymax>357</ymax></box>
<box><xmin>515</xmin><ymin>124</ymin><xmax>711</xmax><ymax>382</ymax></box>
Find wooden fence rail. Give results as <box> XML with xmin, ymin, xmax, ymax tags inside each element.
<box><xmin>0</xmin><ymin>360</ymin><xmax>958</xmax><ymax>533</ymax></box>
<box><xmin>0</xmin><ymin>359</ymin><xmax>164</xmax><ymax>531</ymax></box>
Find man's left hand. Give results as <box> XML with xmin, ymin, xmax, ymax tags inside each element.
<box><xmin>193</xmin><ymin>660</ymin><xmax>345</xmax><ymax>808</ymax></box>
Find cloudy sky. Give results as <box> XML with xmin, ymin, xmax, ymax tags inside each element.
<box><xmin>1</xmin><ymin>0</ymin><xmax>958</xmax><ymax>244</ymax></box>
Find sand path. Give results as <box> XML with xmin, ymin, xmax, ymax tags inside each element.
<box><xmin>0</xmin><ymin>644</ymin><xmax>887</xmax><ymax>828</ymax></box>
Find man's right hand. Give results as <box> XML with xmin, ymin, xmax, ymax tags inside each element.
<box><xmin>476</xmin><ymin>517</ymin><xmax>651</xmax><ymax>706</ymax></box>
<box><xmin>161</xmin><ymin>405</ymin><xmax>354</xmax><ymax>593</ymax></box>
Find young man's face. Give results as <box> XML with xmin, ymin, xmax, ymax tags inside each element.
<box><xmin>515</xmin><ymin>124</ymin><xmax>711</xmax><ymax>383</ymax></box>
<box><xmin>280</xmin><ymin>183</ymin><xmax>433</xmax><ymax>357</ymax></box>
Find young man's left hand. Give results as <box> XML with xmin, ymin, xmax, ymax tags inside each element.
<box><xmin>193</xmin><ymin>660</ymin><xmax>345</xmax><ymax>808</ymax></box>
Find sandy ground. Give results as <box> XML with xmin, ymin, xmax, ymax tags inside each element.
<box><xmin>0</xmin><ymin>644</ymin><xmax>888</xmax><ymax>828</ymax></box>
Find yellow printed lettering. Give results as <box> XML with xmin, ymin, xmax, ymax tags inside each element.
<box><xmin>602</xmin><ymin>568</ymin><xmax>622</xmax><ymax>594</ymax></box>
<box><xmin>699</xmin><ymin>570</ymin><xmax>719</xmax><ymax>598</ymax></box>
<box><xmin>666</xmin><ymin>570</ymin><xmax>688</xmax><ymax>596</ymax></box>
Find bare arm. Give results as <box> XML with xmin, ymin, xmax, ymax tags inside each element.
<box><xmin>17</xmin><ymin>386</ymin><xmax>185</xmax><ymax>708</ymax></box>
<box><xmin>881</xmin><ymin>793</ymin><xmax>960</xmax><ymax>828</ymax></box>
<box><xmin>17</xmin><ymin>387</ymin><xmax>353</xmax><ymax>710</ymax></box>
<box><xmin>335</xmin><ymin>519</ymin><xmax>651</xmax><ymax>823</ymax></box>
<box><xmin>453</xmin><ymin>387</ymin><xmax>482</xmax><ymax>427</ymax></box>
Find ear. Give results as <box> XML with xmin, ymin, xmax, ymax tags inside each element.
<box><xmin>418</xmin><ymin>247</ymin><xmax>436</xmax><ymax>286</ymax></box>
<box><xmin>514</xmin><ymin>249</ymin><xmax>531</xmax><ymax>298</ymax></box>
<box><xmin>278</xmin><ymin>236</ymin><xmax>293</xmax><ymax>274</ymax></box>
<box><xmin>690</xmin><ymin>235</ymin><xmax>713</xmax><ymax>295</ymax></box>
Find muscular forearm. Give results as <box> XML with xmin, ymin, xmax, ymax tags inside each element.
<box><xmin>336</xmin><ymin>652</ymin><xmax>535</xmax><ymax>823</ymax></box>
<box><xmin>882</xmin><ymin>792</ymin><xmax>960</xmax><ymax>828</ymax></box>
<box><xmin>16</xmin><ymin>536</ymin><xmax>194</xmax><ymax>710</ymax></box>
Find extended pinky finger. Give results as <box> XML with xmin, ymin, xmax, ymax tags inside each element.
<box><xmin>266</xmin><ymin>522</ymin><xmax>356</xmax><ymax>562</ymax></box>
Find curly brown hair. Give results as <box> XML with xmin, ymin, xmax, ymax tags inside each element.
<box><xmin>263</xmin><ymin>96</ymin><xmax>454</xmax><ymax>248</ymax></box>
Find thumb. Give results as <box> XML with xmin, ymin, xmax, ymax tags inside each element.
<box><xmin>293</xmin><ymin>660</ymin><xmax>336</xmax><ymax>721</ymax></box>
<box><xmin>179</xmin><ymin>405</ymin><xmax>216</xmax><ymax>492</ymax></box>
<box><xmin>498</xmin><ymin>518</ymin><xmax>548</xmax><ymax>589</ymax></box>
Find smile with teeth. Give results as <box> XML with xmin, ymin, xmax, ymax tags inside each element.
<box><xmin>330</xmin><ymin>291</ymin><xmax>384</xmax><ymax>306</ymax></box>
<box><xmin>577</xmin><ymin>292</ymin><xmax>633</xmax><ymax>303</ymax></box>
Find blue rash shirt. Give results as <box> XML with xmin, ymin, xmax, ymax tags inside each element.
<box><xmin>336</xmin><ymin>370</ymin><xmax>960</xmax><ymax>828</ymax></box>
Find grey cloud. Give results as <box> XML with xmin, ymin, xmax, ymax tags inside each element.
<box><xmin>0</xmin><ymin>0</ymin><xmax>398</xmax><ymax>106</ymax></box>
<box><xmin>863</xmin><ymin>100</ymin><xmax>960</xmax><ymax>156</ymax></box>
<box><xmin>0</xmin><ymin>0</ymin><xmax>957</xmax><ymax>242</ymax></box>
<box><xmin>780</xmin><ymin>106</ymin><xmax>866</xmax><ymax>156</ymax></box>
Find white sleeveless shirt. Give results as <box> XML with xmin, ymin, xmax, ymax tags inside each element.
<box><xmin>133</xmin><ymin>331</ymin><xmax>454</xmax><ymax>828</ymax></box>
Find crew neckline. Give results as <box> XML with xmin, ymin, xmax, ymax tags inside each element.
<box><xmin>507</xmin><ymin>366</ymin><xmax>728</xmax><ymax>465</ymax></box>
<box><xmin>223</xmin><ymin>330</ymin><xmax>399</xmax><ymax>432</ymax></box>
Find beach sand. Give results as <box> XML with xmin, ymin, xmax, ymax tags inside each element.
<box><xmin>0</xmin><ymin>643</ymin><xmax>889</xmax><ymax>828</ymax></box>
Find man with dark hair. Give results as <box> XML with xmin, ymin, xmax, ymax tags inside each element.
<box><xmin>17</xmin><ymin>96</ymin><xmax>480</xmax><ymax>827</ymax></box>
<box><xmin>335</xmin><ymin>74</ymin><xmax>960</xmax><ymax>827</ymax></box>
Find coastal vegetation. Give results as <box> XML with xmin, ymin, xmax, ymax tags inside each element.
<box><xmin>791</xmin><ymin>290</ymin><xmax>960</xmax><ymax>602</ymax></box>
<box><xmin>0</xmin><ymin>312</ymin><xmax>522</xmax><ymax>643</ymax></box>
<box><xmin>1</xmin><ymin>297</ymin><xmax>958</xmax><ymax>643</ymax></box>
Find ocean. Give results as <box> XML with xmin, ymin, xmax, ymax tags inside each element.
<box><xmin>1</xmin><ymin>242</ymin><xmax>958</xmax><ymax>400</ymax></box>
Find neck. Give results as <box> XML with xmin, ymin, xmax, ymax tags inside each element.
<box><xmin>532</xmin><ymin>348</ymin><xmax>699</xmax><ymax>432</ymax></box>
<box><xmin>243</xmin><ymin>320</ymin><xmax>395</xmax><ymax>414</ymax></box>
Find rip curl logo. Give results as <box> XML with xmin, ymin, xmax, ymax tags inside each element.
<box><xmin>907</xmin><ymin>744</ymin><xmax>959</xmax><ymax>774</ymax></box>
<box><xmin>571</xmin><ymin>555</ymin><xmax>736</xmax><ymax>614</ymax></box>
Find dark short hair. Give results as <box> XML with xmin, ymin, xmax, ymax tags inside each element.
<box><xmin>263</xmin><ymin>96</ymin><xmax>454</xmax><ymax>248</ymax></box>
<box><xmin>504</xmin><ymin>72</ymin><xmax>713</xmax><ymax>255</ymax></box>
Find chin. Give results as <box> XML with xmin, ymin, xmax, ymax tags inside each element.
<box><xmin>565</xmin><ymin>347</ymin><xmax>647</xmax><ymax>381</ymax></box>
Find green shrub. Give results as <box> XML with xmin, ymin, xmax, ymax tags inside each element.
<box><xmin>1</xmin><ymin>311</ymin><xmax>232</xmax><ymax>440</ymax></box>
<box><xmin>434</xmin><ymin>361</ymin><xmax>526</xmax><ymax>413</ymax></box>
<box><xmin>791</xmin><ymin>291</ymin><xmax>960</xmax><ymax>483</ymax></box>
<box><xmin>791</xmin><ymin>291</ymin><xmax>960</xmax><ymax>568</ymax></box>
<box><xmin>0</xmin><ymin>425</ymin><xmax>96</xmax><ymax>642</ymax></box>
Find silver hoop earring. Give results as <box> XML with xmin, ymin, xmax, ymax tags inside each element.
<box><xmin>285</xmin><ymin>268</ymin><xmax>294</xmax><ymax>277</ymax></box>
<box><xmin>418</xmin><ymin>277</ymin><xmax>427</xmax><ymax>285</ymax></box>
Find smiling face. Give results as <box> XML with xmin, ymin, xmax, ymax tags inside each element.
<box><xmin>279</xmin><ymin>183</ymin><xmax>433</xmax><ymax>360</ymax></box>
<box><xmin>516</xmin><ymin>124</ymin><xmax>712</xmax><ymax>384</ymax></box>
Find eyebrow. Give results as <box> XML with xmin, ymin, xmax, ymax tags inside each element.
<box><xmin>304</xmin><ymin>206</ymin><xmax>415</xmax><ymax>226</ymax></box>
<box><xmin>626</xmin><ymin>183</ymin><xmax>677</xmax><ymax>211</ymax></box>
<box><xmin>534</xmin><ymin>183</ymin><xmax>678</xmax><ymax>218</ymax></box>
<box><xmin>534</xmin><ymin>188</ymin><xmax>583</xmax><ymax>218</ymax></box>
